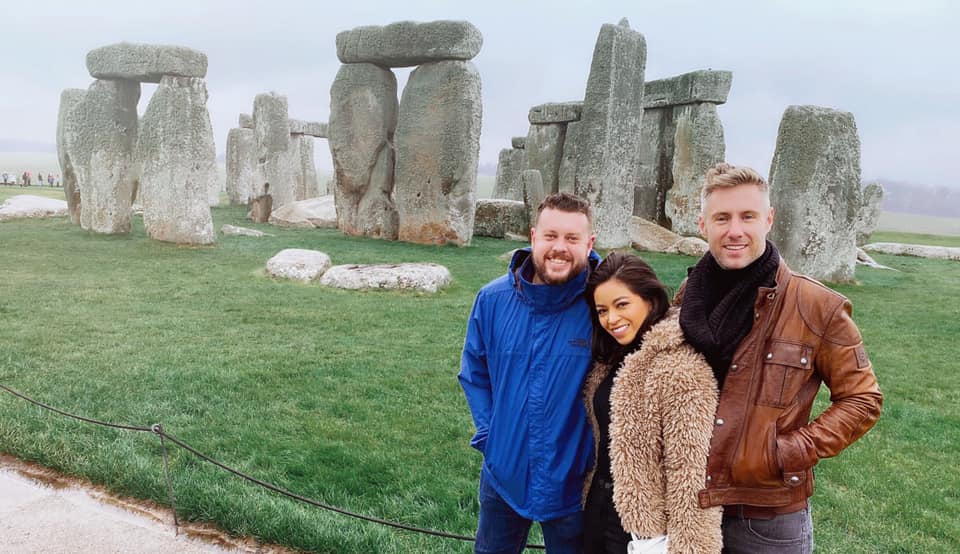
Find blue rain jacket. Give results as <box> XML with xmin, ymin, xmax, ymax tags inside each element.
<box><xmin>459</xmin><ymin>248</ymin><xmax>600</xmax><ymax>521</ymax></box>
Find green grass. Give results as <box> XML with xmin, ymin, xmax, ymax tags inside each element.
<box><xmin>0</xmin><ymin>207</ymin><xmax>958</xmax><ymax>552</ymax></box>
<box><xmin>0</xmin><ymin>183</ymin><xmax>66</xmax><ymax>202</ymax></box>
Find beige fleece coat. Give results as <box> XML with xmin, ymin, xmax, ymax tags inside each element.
<box><xmin>584</xmin><ymin>308</ymin><xmax>722</xmax><ymax>553</ymax></box>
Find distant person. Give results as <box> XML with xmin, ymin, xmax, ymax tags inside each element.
<box><xmin>48</xmin><ymin>174</ymin><xmax>55</xmax><ymax>186</ymax></box>
<box><xmin>582</xmin><ymin>252</ymin><xmax>722</xmax><ymax>553</ymax></box>
<box><xmin>677</xmin><ymin>162</ymin><xmax>882</xmax><ymax>553</ymax></box>
<box><xmin>22</xmin><ymin>171</ymin><xmax>31</xmax><ymax>187</ymax></box>
<box><xmin>247</xmin><ymin>182</ymin><xmax>273</xmax><ymax>223</ymax></box>
<box><xmin>460</xmin><ymin>192</ymin><xmax>600</xmax><ymax>553</ymax></box>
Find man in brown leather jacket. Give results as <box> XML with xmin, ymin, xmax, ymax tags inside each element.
<box><xmin>677</xmin><ymin>162</ymin><xmax>882</xmax><ymax>553</ymax></box>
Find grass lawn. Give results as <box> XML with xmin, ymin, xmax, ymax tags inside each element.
<box><xmin>0</xmin><ymin>205</ymin><xmax>958</xmax><ymax>553</ymax></box>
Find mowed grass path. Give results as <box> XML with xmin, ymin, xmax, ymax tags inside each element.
<box><xmin>0</xmin><ymin>201</ymin><xmax>958</xmax><ymax>552</ymax></box>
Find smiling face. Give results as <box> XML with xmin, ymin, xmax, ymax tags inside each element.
<box><xmin>593</xmin><ymin>278</ymin><xmax>653</xmax><ymax>345</ymax></box>
<box><xmin>698</xmin><ymin>183</ymin><xmax>775</xmax><ymax>270</ymax></box>
<box><xmin>529</xmin><ymin>207</ymin><xmax>595</xmax><ymax>285</ymax></box>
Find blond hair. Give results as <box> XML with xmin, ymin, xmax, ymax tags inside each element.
<box><xmin>700</xmin><ymin>162</ymin><xmax>768</xmax><ymax>209</ymax></box>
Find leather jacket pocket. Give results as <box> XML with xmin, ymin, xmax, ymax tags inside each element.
<box><xmin>757</xmin><ymin>340</ymin><xmax>813</xmax><ymax>408</ymax></box>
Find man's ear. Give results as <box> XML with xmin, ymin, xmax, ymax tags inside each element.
<box><xmin>587</xmin><ymin>233</ymin><xmax>596</xmax><ymax>252</ymax></box>
<box><xmin>698</xmin><ymin>214</ymin><xmax>707</xmax><ymax>238</ymax></box>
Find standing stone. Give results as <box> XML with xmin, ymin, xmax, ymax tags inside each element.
<box><xmin>72</xmin><ymin>79</ymin><xmax>140</xmax><ymax>234</ymax></box>
<box><xmin>634</xmin><ymin>107</ymin><xmax>673</xmax><ymax>225</ymax></box>
<box><xmin>522</xmin><ymin>169</ymin><xmax>545</xmax><ymax>228</ymax></box>
<box><xmin>299</xmin><ymin>136</ymin><xmax>320</xmax><ymax>199</ymax></box>
<box><xmin>511</xmin><ymin>136</ymin><xmax>526</xmax><ymax>149</ymax></box>
<box><xmin>525</xmin><ymin>123</ymin><xmax>566</xmax><ymax>194</ymax></box>
<box><xmin>254</xmin><ymin>93</ymin><xmax>296</xmax><ymax>209</ymax></box>
<box><xmin>328</xmin><ymin>63</ymin><xmax>399</xmax><ymax>239</ymax></box>
<box><xmin>769</xmin><ymin>105</ymin><xmax>862</xmax><ymax>282</ymax></box>
<box><xmin>56</xmin><ymin>88</ymin><xmax>86</xmax><ymax>225</ymax></box>
<box><xmin>856</xmin><ymin>182</ymin><xmax>884</xmax><ymax>246</ymax></box>
<box><xmin>665</xmin><ymin>103</ymin><xmax>725</xmax><ymax>235</ymax></box>
<box><xmin>226</xmin><ymin>128</ymin><xmax>257</xmax><ymax>205</ymax></box>
<box><xmin>493</xmin><ymin>148</ymin><xmax>526</xmax><ymax>201</ymax></box>
<box><xmin>239</xmin><ymin>113</ymin><xmax>253</xmax><ymax>129</ymax></box>
<box><xmin>473</xmin><ymin>198</ymin><xmax>529</xmax><ymax>238</ymax></box>
<box><xmin>336</xmin><ymin>20</ymin><xmax>482</xmax><ymax>67</ymax></box>
<box><xmin>138</xmin><ymin>76</ymin><xmax>216</xmax><ymax>245</ymax></box>
<box><xmin>575</xmin><ymin>19</ymin><xmax>647</xmax><ymax>249</ymax></box>
<box><xmin>394</xmin><ymin>60</ymin><xmax>482</xmax><ymax>246</ymax></box>
<box><xmin>557</xmin><ymin>121</ymin><xmax>580</xmax><ymax>194</ymax></box>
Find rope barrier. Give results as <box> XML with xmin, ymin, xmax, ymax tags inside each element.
<box><xmin>0</xmin><ymin>382</ymin><xmax>546</xmax><ymax>550</ymax></box>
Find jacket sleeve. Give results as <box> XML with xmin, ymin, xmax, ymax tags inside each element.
<box><xmin>777</xmin><ymin>299</ymin><xmax>883</xmax><ymax>475</ymax></box>
<box><xmin>661</xmin><ymin>351</ymin><xmax>723</xmax><ymax>554</ymax></box>
<box><xmin>458</xmin><ymin>293</ymin><xmax>492</xmax><ymax>454</ymax></box>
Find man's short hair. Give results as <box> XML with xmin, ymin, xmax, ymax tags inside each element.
<box><xmin>536</xmin><ymin>192</ymin><xmax>592</xmax><ymax>225</ymax></box>
<box><xmin>701</xmin><ymin>162</ymin><xmax>769</xmax><ymax>208</ymax></box>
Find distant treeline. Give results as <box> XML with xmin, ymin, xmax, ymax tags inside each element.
<box><xmin>877</xmin><ymin>180</ymin><xmax>960</xmax><ymax>218</ymax></box>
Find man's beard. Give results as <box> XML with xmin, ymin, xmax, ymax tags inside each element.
<box><xmin>533</xmin><ymin>252</ymin><xmax>586</xmax><ymax>285</ymax></box>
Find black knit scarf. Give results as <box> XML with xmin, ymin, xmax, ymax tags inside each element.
<box><xmin>680</xmin><ymin>241</ymin><xmax>780</xmax><ymax>387</ymax></box>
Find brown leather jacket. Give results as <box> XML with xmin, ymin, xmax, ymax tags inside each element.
<box><xmin>676</xmin><ymin>260</ymin><xmax>882</xmax><ymax>513</ymax></box>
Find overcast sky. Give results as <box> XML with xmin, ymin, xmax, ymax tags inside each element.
<box><xmin>3</xmin><ymin>0</ymin><xmax>958</xmax><ymax>188</ymax></box>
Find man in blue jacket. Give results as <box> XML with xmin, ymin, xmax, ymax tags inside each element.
<box><xmin>460</xmin><ymin>192</ymin><xmax>600</xmax><ymax>553</ymax></box>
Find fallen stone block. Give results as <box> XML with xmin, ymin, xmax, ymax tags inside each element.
<box><xmin>266</xmin><ymin>249</ymin><xmax>332</xmax><ymax>282</ymax></box>
<box><xmin>473</xmin><ymin>199</ymin><xmax>529</xmax><ymax>238</ymax></box>
<box><xmin>268</xmin><ymin>196</ymin><xmax>337</xmax><ymax>229</ymax></box>
<box><xmin>862</xmin><ymin>242</ymin><xmax>960</xmax><ymax>261</ymax></box>
<box><xmin>221</xmin><ymin>224</ymin><xmax>271</xmax><ymax>237</ymax></box>
<box><xmin>0</xmin><ymin>195</ymin><xmax>69</xmax><ymax>221</ymax></box>
<box><xmin>319</xmin><ymin>263</ymin><xmax>452</xmax><ymax>293</ymax></box>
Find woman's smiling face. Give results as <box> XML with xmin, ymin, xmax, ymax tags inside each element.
<box><xmin>593</xmin><ymin>278</ymin><xmax>652</xmax><ymax>345</ymax></box>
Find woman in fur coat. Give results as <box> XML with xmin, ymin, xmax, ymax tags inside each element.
<box><xmin>583</xmin><ymin>252</ymin><xmax>722</xmax><ymax>553</ymax></box>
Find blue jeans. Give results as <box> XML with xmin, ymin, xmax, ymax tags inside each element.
<box><xmin>722</xmin><ymin>507</ymin><xmax>813</xmax><ymax>553</ymax></box>
<box><xmin>475</xmin><ymin>472</ymin><xmax>584</xmax><ymax>554</ymax></box>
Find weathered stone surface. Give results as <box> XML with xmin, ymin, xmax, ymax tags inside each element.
<box><xmin>394</xmin><ymin>60</ymin><xmax>482</xmax><ymax>246</ymax></box>
<box><xmin>72</xmin><ymin>78</ymin><xmax>140</xmax><ymax>234</ymax></box>
<box><xmin>525</xmin><ymin>123</ymin><xmax>566</xmax><ymax>194</ymax></box>
<box><xmin>575</xmin><ymin>20</ymin><xmax>647</xmax><ymax>249</ymax></box>
<box><xmin>473</xmin><ymin>199</ymin><xmax>529</xmax><ymax>238</ymax></box>
<box><xmin>642</xmin><ymin>70</ymin><xmax>733</xmax><ymax>108</ymax></box>
<box><xmin>493</xmin><ymin>148</ymin><xmax>526</xmax><ymax>201</ymax></box>
<box><xmin>634</xmin><ymin>107</ymin><xmax>673</xmax><ymax>225</ymax></box>
<box><xmin>336</xmin><ymin>20</ymin><xmax>482</xmax><ymax>67</ymax></box>
<box><xmin>138</xmin><ymin>75</ymin><xmax>216</xmax><ymax>245</ymax></box>
<box><xmin>239</xmin><ymin>113</ymin><xmax>253</xmax><ymax>129</ymax></box>
<box><xmin>221</xmin><ymin>224</ymin><xmax>271</xmax><ymax>237</ymax></box>
<box><xmin>769</xmin><ymin>105</ymin><xmax>862</xmax><ymax>282</ymax></box>
<box><xmin>0</xmin><ymin>195</ymin><xmax>69</xmax><ymax>222</ymax></box>
<box><xmin>86</xmin><ymin>42</ymin><xmax>207</xmax><ymax>83</ymax></box>
<box><xmin>266</xmin><ymin>249</ymin><xmax>331</xmax><ymax>282</ymax></box>
<box><xmin>298</xmin><ymin>136</ymin><xmax>320</xmax><ymax>199</ymax></box>
<box><xmin>630</xmin><ymin>216</ymin><xmax>684</xmax><ymax>253</ymax></box>
<box><xmin>56</xmin><ymin>88</ymin><xmax>86</xmax><ymax>225</ymax></box>
<box><xmin>856</xmin><ymin>247</ymin><xmax>895</xmax><ymax>270</ymax></box>
<box><xmin>254</xmin><ymin>93</ymin><xmax>296</xmax><ymax>209</ymax></box>
<box><xmin>863</xmin><ymin>242</ymin><xmax>960</xmax><ymax>261</ymax></box>
<box><xmin>856</xmin><ymin>182</ymin><xmax>884</xmax><ymax>246</ymax></box>
<box><xmin>522</xmin><ymin>169</ymin><xmax>545</xmax><ymax>228</ymax></box>
<box><xmin>289</xmin><ymin>119</ymin><xmax>328</xmax><ymax>138</ymax></box>
<box><xmin>329</xmin><ymin>63</ymin><xmax>399</xmax><ymax>239</ymax></box>
<box><xmin>226</xmin><ymin>128</ymin><xmax>257</xmax><ymax>205</ymax></box>
<box><xmin>319</xmin><ymin>263</ymin><xmax>452</xmax><ymax>293</ymax></box>
<box><xmin>675</xmin><ymin>236</ymin><xmax>709</xmax><ymax>257</ymax></box>
<box><xmin>665</xmin><ymin>102</ymin><xmax>725</xmax><ymax>235</ymax></box>
<box><xmin>528</xmin><ymin>101</ymin><xmax>583</xmax><ymax>124</ymax></box>
<box><xmin>268</xmin><ymin>196</ymin><xmax>337</xmax><ymax>229</ymax></box>
<box><xmin>557</xmin><ymin>121</ymin><xmax>580</xmax><ymax>194</ymax></box>
<box><xmin>511</xmin><ymin>136</ymin><xmax>526</xmax><ymax>149</ymax></box>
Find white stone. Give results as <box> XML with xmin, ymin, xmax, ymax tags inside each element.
<box><xmin>630</xmin><ymin>216</ymin><xmax>683</xmax><ymax>253</ymax></box>
<box><xmin>675</xmin><ymin>236</ymin><xmax>709</xmax><ymax>257</ymax></box>
<box><xmin>268</xmin><ymin>196</ymin><xmax>337</xmax><ymax>229</ymax></box>
<box><xmin>266</xmin><ymin>249</ymin><xmax>332</xmax><ymax>282</ymax></box>
<box><xmin>856</xmin><ymin>247</ymin><xmax>896</xmax><ymax>270</ymax></box>
<box><xmin>0</xmin><ymin>195</ymin><xmax>69</xmax><ymax>221</ymax></box>
<box><xmin>320</xmin><ymin>263</ymin><xmax>452</xmax><ymax>293</ymax></box>
<box><xmin>862</xmin><ymin>242</ymin><xmax>960</xmax><ymax>261</ymax></box>
<box><xmin>220</xmin><ymin>224</ymin><xmax>271</xmax><ymax>237</ymax></box>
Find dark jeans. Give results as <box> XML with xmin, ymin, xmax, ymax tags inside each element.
<box><xmin>722</xmin><ymin>507</ymin><xmax>813</xmax><ymax>554</ymax></box>
<box><xmin>475</xmin><ymin>471</ymin><xmax>584</xmax><ymax>554</ymax></box>
<box><xmin>583</xmin><ymin>474</ymin><xmax>631</xmax><ymax>554</ymax></box>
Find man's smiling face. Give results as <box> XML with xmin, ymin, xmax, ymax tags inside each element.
<box><xmin>698</xmin><ymin>183</ymin><xmax>774</xmax><ymax>270</ymax></box>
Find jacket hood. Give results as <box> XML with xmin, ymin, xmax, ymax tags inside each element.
<box><xmin>508</xmin><ymin>248</ymin><xmax>602</xmax><ymax>312</ymax></box>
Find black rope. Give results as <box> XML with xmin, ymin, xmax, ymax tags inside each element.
<box><xmin>0</xmin><ymin>382</ymin><xmax>547</xmax><ymax>550</ymax></box>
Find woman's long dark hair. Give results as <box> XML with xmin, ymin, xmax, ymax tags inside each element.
<box><xmin>585</xmin><ymin>252</ymin><xmax>670</xmax><ymax>364</ymax></box>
